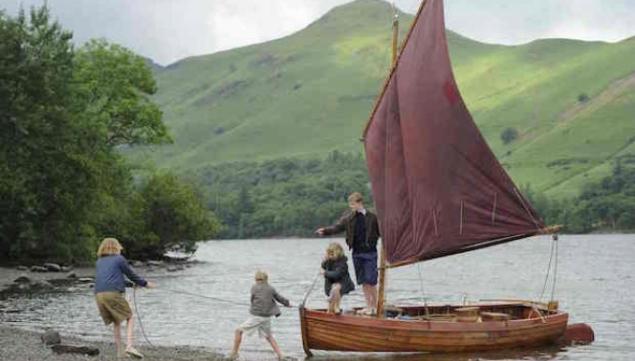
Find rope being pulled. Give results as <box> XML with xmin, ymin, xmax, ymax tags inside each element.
<box><xmin>132</xmin><ymin>277</ymin><xmax>320</xmax><ymax>346</ymax></box>
<box><xmin>133</xmin><ymin>287</ymin><xmax>155</xmax><ymax>347</ymax></box>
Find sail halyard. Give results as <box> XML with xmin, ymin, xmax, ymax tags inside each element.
<box><xmin>363</xmin><ymin>0</ymin><xmax>546</xmax><ymax>268</ymax></box>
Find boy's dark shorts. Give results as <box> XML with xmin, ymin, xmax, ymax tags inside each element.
<box><xmin>353</xmin><ymin>252</ymin><xmax>378</xmax><ymax>286</ymax></box>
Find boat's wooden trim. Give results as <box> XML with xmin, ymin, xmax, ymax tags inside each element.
<box><xmin>540</xmin><ymin>225</ymin><xmax>562</xmax><ymax>234</ymax></box>
<box><xmin>300</xmin><ymin>303</ymin><xmax>568</xmax><ymax>354</ymax></box>
<box><xmin>298</xmin><ymin>306</ymin><xmax>313</xmax><ymax>357</ymax></box>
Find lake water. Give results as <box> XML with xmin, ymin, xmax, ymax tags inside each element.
<box><xmin>1</xmin><ymin>234</ymin><xmax>634</xmax><ymax>360</ymax></box>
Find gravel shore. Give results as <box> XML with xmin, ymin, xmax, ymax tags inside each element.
<box><xmin>1</xmin><ymin>266</ymin><xmax>226</xmax><ymax>360</ymax></box>
<box><xmin>0</xmin><ymin>326</ymin><xmax>224</xmax><ymax>361</ymax></box>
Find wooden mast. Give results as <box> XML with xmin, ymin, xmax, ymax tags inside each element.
<box><xmin>376</xmin><ymin>6</ymin><xmax>399</xmax><ymax>319</ymax></box>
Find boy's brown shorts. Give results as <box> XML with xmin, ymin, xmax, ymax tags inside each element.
<box><xmin>95</xmin><ymin>292</ymin><xmax>132</xmax><ymax>325</ymax></box>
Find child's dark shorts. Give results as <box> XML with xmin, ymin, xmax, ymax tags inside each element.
<box><xmin>352</xmin><ymin>252</ymin><xmax>378</xmax><ymax>286</ymax></box>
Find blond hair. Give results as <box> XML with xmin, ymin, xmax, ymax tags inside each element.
<box><xmin>97</xmin><ymin>237</ymin><xmax>123</xmax><ymax>257</ymax></box>
<box><xmin>326</xmin><ymin>242</ymin><xmax>345</xmax><ymax>260</ymax></box>
<box><xmin>348</xmin><ymin>192</ymin><xmax>363</xmax><ymax>203</ymax></box>
<box><xmin>255</xmin><ymin>270</ymin><xmax>268</xmax><ymax>283</ymax></box>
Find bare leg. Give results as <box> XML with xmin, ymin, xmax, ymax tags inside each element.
<box><xmin>265</xmin><ymin>335</ymin><xmax>283</xmax><ymax>359</ymax></box>
<box><xmin>126</xmin><ymin>316</ymin><xmax>135</xmax><ymax>349</ymax></box>
<box><xmin>113</xmin><ymin>322</ymin><xmax>122</xmax><ymax>356</ymax></box>
<box><xmin>369</xmin><ymin>284</ymin><xmax>378</xmax><ymax>309</ymax></box>
<box><xmin>231</xmin><ymin>329</ymin><xmax>243</xmax><ymax>356</ymax></box>
<box><xmin>362</xmin><ymin>284</ymin><xmax>372</xmax><ymax>309</ymax></box>
<box><xmin>329</xmin><ymin>284</ymin><xmax>342</xmax><ymax>313</ymax></box>
<box><xmin>363</xmin><ymin>284</ymin><xmax>378</xmax><ymax>310</ymax></box>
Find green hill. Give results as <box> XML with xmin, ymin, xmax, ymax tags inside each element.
<box><xmin>132</xmin><ymin>0</ymin><xmax>635</xmax><ymax>198</ymax></box>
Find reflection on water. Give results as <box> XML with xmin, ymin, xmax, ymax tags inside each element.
<box><xmin>2</xmin><ymin>234</ymin><xmax>634</xmax><ymax>360</ymax></box>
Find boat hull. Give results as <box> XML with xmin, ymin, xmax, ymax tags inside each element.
<box><xmin>299</xmin><ymin>304</ymin><xmax>568</xmax><ymax>355</ymax></box>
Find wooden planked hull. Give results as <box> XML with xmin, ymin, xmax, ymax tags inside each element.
<box><xmin>299</xmin><ymin>303</ymin><xmax>568</xmax><ymax>355</ymax></box>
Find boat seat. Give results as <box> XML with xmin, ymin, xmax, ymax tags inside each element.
<box><xmin>481</xmin><ymin>312</ymin><xmax>512</xmax><ymax>321</ymax></box>
<box><xmin>455</xmin><ymin>307</ymin><xmax>480</xmax><ymax>322</ymax></box>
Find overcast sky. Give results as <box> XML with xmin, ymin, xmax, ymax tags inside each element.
<box><xmin>1</xmin><ymin>0</ymin><xmax>634</xmax><ymax>65</ymax></box>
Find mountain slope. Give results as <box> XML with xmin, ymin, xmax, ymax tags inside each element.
<box><xmin>133</xmin><ymin>0</ymin><xmax>635</xmax><ymax>197</ymax></box>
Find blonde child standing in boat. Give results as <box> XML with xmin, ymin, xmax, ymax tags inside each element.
<box><xmin>316</xmin><ymin>192</ymin><xmax>380</xmax><ymax>315</ymax></box>
<box><xmin>94</xmin><ymin>237</ymin><xmax>156</xmax><ymax>359</ymax></box>
<box><xmin>321</xmin><ymin>242</ymin><xmax>355</xmax><ymax>314</ymax></box>
<box><xmin>229</xmin><ymin>270</ymin><xmax>291</xmax><ymax>361</ymax></box>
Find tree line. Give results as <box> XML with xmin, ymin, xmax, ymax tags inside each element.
<box><xmin>193</xmin><ymin>151</ymin><xmax>635</xmax><ymax>239</ymax></box>
<box><xmin>0</xmin><ymin>7</ymin><xmax>218</xmax><ymax>264</ymax></box>
<box><xmin>189</xmin><ymin>151</ymin><xmax>371</xmax><ymax>239</ymax></box>
<box><xmin>526</xmin><ymin>156</ymin><xmax>635</xmax><ymax>233</ymax></box>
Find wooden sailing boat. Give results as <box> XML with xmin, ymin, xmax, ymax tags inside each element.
<box><xmin>299</xmin><ymin>0</ymin><xmax>579</xmax><ymax>355</ymax></box>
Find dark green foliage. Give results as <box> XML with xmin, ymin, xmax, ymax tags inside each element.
<box><xmin>527</xmin><ymin>161</ymin><xmax>635</xmax><ymax>233</ymax></box>
<box><xmin>73</xmin><ymin>39</ymin><xmax>171</xmax><ymax>147</ymax></box>
<box><xmin>134</xmin><ymin>173</ymin><xmax>219</xmax><ymax>259</ymax></box>
<box><xmin>0</xmin><ymin>7</ymin><xmax>93</xmax><ymax>262</ymax></box>
<box><xmin>0</xmin><ymin>7</ymin><xmax>217</xmax><ymax>264</ymax></box>
<box><xmin>578</xmin><ymin>93</ymin><xmax>590</xmax><ymax>103</ymax></box>
<box><xmin>193</xmin><ymin>151</ymin><xmax>370</xmax><ymax>239</ymax></box>
<box><xmin>500</xmin><ymin>127</ymin><xmax>519</xmax><ymax>145</ymax></box>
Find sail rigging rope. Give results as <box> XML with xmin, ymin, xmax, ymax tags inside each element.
<box><xmin>538</xmin><ymin>234</ymin><xmax>560</xmax><ymax>302</ymax></box>
<box><xmin>550</xmin><ymin>234</ymin><xmax>559</xmax><ymax>302</ymax></box>
<box><xmin>538</xmin><ymin>237</ymin><xmax>555</xmax><ymax>301</ymax></box>
<box><xmin>416</xmin><ymin>263</ymin><xmax>425</xmax><ymax>304</ymax></box>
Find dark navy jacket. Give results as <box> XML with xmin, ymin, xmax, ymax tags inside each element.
<box><xmin>94</xmin><ymin>255</ymin><xmax>147</xmax><ymax>293</ymax></box>
<box><xmin>321</xmin><ymin>256</ymin><xmax>355</xmax><ymax>296</ymax></box>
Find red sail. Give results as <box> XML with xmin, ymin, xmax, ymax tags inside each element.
<box><xmin>363</xmin><ymin>0</ymin><xmax>545</xmax><ymax>267</ymax></box>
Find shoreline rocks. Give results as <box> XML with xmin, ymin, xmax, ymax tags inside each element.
<box><xmin>51</xmin><ymin>344</ymin><xmax>100</xmax><ymax>356</ymax></box>
<box><xmin>14</xmin><ymin>275</ymin><xmax>31</xmax><ymax>284</ymax></box>
<box><xmin>30</xmin><ymin>266</ymin><xmax>47</xmax><ymax>273</ymax></box>
<box><xmin>43</xmin><ymin>263</ymin><xmax>62</xmax><ymax>272</ymax></box>
<box><xmin>41</xmin><ymin>330</ymin><xmax>62</xmax><ymax>345</ymax></box>
<box><xmin>1</xmin><ymin>326</ymin><xmax>223</xmax><ymax>360</ymax></box>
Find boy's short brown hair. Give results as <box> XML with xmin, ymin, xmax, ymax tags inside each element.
<box><xmin>347</xmin><ymin>192</ymin><xmax>363</xmax><ymax>203</ymax></box>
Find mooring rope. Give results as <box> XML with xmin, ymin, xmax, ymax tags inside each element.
<box><xmin>301</xmin><ymin>272</ymin><xmax>322</xmax><ymax>307</ymax></box>
<box><xmin>133</xmin><ymin>287</ymin><xmax>155</xmax><ymax>347</ymax></box>
<box><xmin>156</xmin><ymin>287</ymin><xmax>253</xmax><ymax>307</ymax></box>
<box><xmin>131</xmin><ymin>279</ymin><xmax>318</xmax><ymax>345</ymax></box>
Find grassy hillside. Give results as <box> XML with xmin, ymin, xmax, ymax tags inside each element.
<box><xmin>131</xmin><ymin>0</ymin><xmax>635</xmax><ymax>198</ymax></box>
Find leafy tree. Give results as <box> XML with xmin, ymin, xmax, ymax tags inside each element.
<box><xmin>130</xmin><ymin>173</ymin><xmax>219</xmax><ymax>259</ymax></box>
<box><xmin>500</xmin><ymin>127</ymin><xmax>519</xmax><ymax>145</ymax></box>
<box><xmin>0</xmin><ymin>7</ymin><xmax>95</xmax><ymax>262</ymax></box>
<box><xmin>0</xmin><ymin>7</ymin><xmax>214</xmax><ymax>264</ymax></box>
<box><xmin>73</xmin><ymin>39</ymin><xmax>171</xmax><ymax>147</ymax></box>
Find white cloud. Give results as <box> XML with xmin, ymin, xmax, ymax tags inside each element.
<box><xmin>1</xmin><ymin>0</ymin><xmax>633</xmax><ymax>64</ymax></box>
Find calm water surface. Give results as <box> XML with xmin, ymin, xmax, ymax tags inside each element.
<box><xmin>1</xmin><ymin>234</ymin><xmax>634</xmax><ymax>360</ymax></box>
